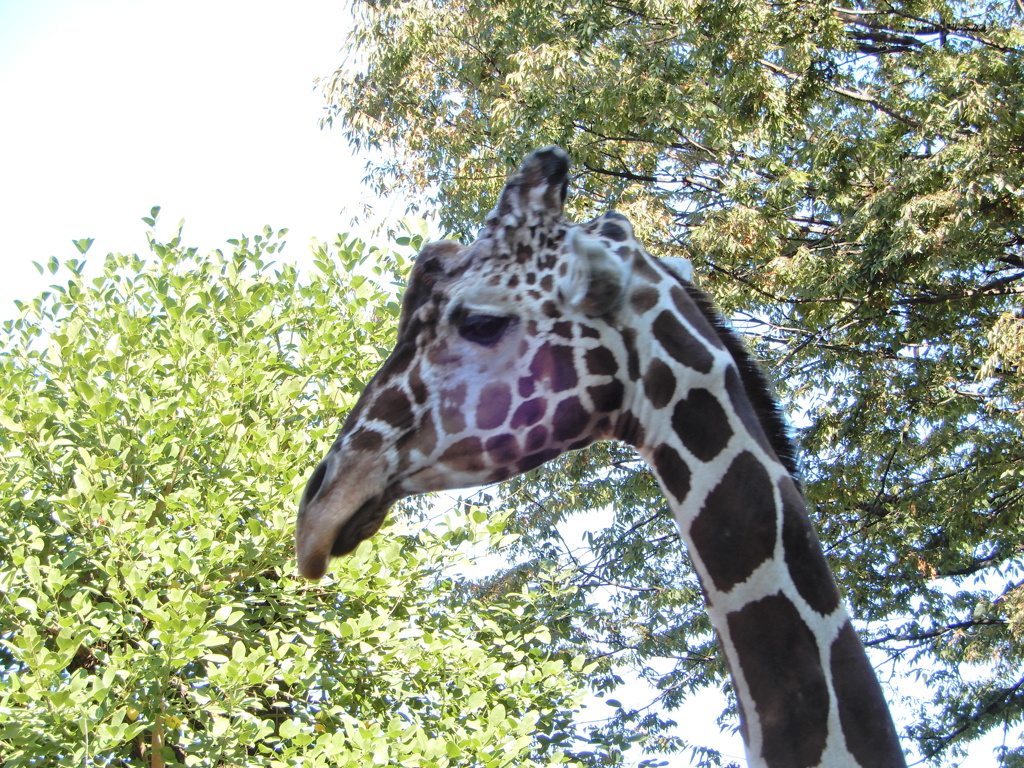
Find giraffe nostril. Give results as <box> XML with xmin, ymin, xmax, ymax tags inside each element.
<box><xmin>303</xmin><ymin>460</ymin><xmax>329</xmax><ymax>506</ymax></box>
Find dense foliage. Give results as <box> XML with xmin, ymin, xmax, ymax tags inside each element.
<box><xmin>325</xmin><ymin>0</ymin><xmax>1024</xmax><ymax>764</ymax></box>
<box><xmin>0</xmin><ymin>218</ymin><xmax>592</xmax><ymax>767</ymax></box>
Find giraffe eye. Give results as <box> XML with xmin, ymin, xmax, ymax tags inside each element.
<box><xmin>458</xmin><ymin>313</ymin><xmax>512</xmax><ymax>346</ymax></box>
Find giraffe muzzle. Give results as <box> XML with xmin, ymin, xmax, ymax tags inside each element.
<box><xmin>294</xmin><ymin>451</ymin><xmax>396</xmax><ymax>579</ymax></box>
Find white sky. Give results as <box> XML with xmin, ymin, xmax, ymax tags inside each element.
<box><xmin>0</xmin><ymin>2</ymin><xmax>1012</xmax><ymax>765</ymax></box>
<box><xmin>0</xmin><ymin>0</ymin><xmax>395</xmax><ymax>317</ymax></box>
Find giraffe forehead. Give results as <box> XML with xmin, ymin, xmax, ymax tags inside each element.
<box><xmin>397</xmin><ymin>209</ymin><xmax>656</xmax><ymax>363</ymax></box>
<box><xmin>447</xmin><ymin>275</ymin><xmax>520</xmax><ymax>312</ymax></box>
<box><xmin>459</xmin><ymin>217</ymin><xmax>641</xmax><ymax>300</ymax></box>
<box><xmin>438</xmin><ymin>253</ymin><xmax>556</xmax><ymax>313</ymax></box>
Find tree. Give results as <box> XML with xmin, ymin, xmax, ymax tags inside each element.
<box><xmin>324</xmin><ymin>0</ymin><xmax>1024</xmax><ymax>763</ymax></box>
<box><xmin>0</xmin><ymin>214</ymin><xmax>591</xmax><ymax>767</ymax></box>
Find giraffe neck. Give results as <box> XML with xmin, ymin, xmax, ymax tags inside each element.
<box><xmin>620</xmin><ymin>279</ymin><xmax>905</xmax><ymax>768</ymax></box>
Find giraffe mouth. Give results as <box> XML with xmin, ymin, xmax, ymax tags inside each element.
<box><xmin>329</xmin><ymin>493</ymin><xmax>393</xmax><ymax>558</ymax></box>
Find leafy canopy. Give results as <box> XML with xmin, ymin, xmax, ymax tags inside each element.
<box><xmin>0</xmin><ymin>215</ymin><xmax>592</xmax><ymax>767</ymax></box>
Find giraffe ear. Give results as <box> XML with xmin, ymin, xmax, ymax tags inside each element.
<box><xmin>494</xmin><ymin>146</ymin><xmax>570</xmax><ymax>222</ymax></box>
<box><xmin>660</xmin><ymin>255</ymin><xmax>694</xmax><ymax>283</ymax></box>
<box><xmin>563</xmin><ymin>229</ymin><xmax>627</xmax><ymax>317</ymax></box>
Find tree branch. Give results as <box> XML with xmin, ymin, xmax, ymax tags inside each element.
<box><xmin>758</xmin><ymin>58</ymin><xmax>923</xmax><ymax>130</ymax></box>
<box><xmin>922</xmin><ymin>674</ymin><xmax>1024</xmax><ymax>759</ymax></box>
<box><xmin>894</xmin><ymin>271</ymin><xmax>1024</xmax><ymax>306</ymax></box>
<box><xmin>864</xmin><ymin>618</ymin><xmax>1008</xmax><ymax>647</ymax></box>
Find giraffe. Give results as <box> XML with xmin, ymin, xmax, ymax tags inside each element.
<box><xmin>295</xmin><ymin>147</ymin><xmax>907</xmax><ymax>768</ymax></box>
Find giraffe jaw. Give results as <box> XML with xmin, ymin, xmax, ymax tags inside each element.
<box><xmin>330</xmin><ymin>493</ymin><xmax>390</xmax><ymax>555</ymax></box>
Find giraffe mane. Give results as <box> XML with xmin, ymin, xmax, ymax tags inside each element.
<box><xmin>674</xmin><ymin>276</ymin><xmax>802</xmax><ymax>486</ymax></box>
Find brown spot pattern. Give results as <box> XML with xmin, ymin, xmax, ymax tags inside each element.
<box><xmin>830</xmin><ymin>622</ymin><xmax>905</xmax><ymax>767</ymax></box>
<box><xmin>727</xmin><ymin>594</ymin><xmax>829</xmax><ymax>768</ymax></box>
<box><xmin>485</xmin><ymin>433</ymin><xmax>519</xmax><ymax>464</ymax></box>
<box><xmin>530</xmin><ymin>343</ymin><xmax>578</xmax><ymax>392</ymax></box>
<box><xmin>585</xmin><ymin>346</ymin><xmax>618</xmax><ymax>376</ymax></box>
<box><xmin>427</xmin><ymin>339</ymin><xmax>456</xmax><ymax>365</ymax></box>
<box><xmin>613</xmin><ymin>410</ymin><xmax>645</xmax><ymax>446</ymax></box>
<box><xmin>552</xmin><ymin>396</ymin><xmax>590</xmax><ymax>442</ymax></box>
<box><xmin>652</xmin><ymin>310</ymin><xmax>715</xmax><ymax>373</ymax></box>
<box><xmin>672</xmin><ymin>388</ymin><xmax>733</xmax><ymax>462</ymax></box>
<box><xmin>779</xmin><ymin>477</ymin><xmax>841</xmax><ymax>616</ymax></box>
<box><xmin>525</xmin><ymin>425</ymin><xmax>548</xmax><ymax>452</ymax></box>
<box><xmin>438</xmin><ymin>437</ymin><xmax>485</xmax><ymax>472</ymax></box>
<box><xmin>651</xmin><ymin>443</ymin><xmax>691</xmax><ymax>502</ymax></box>
<box><xmin>552</xmin><ymin>320</ymin><xmax>573</xmax><ymax>339</ymax></box>
<box><xmin>348</xmin><ymin>428</ymin><xmax>383</xmax><ymax>452</ymax></box>
<box><xmin>380</xmin><ymin>341</ymin><xmax>416</xmax><ymax>378</ymax></box>
<box><xmin>642</xmin><ymin>358</ymin><xmax>676</xmax><ymax>410</ymax></box>
<box><xmin>537</xmin><ymin>250</ymin><xmax>558</xmax><ymax>271</ymax></box>
<box><xmin>368</xmin><ymin>387</ymin><xmax>414</xmax><ymax>429</ymax></box>
<box><xmin>629</xmin><ymin>286</ymin><xmax>660</xmax><ymax>314</ymax></box>
<box><xmin>599</xmin><ymin>221</ymin><xmax>627</xmax><ymax>241</ymax></box>
<box><xmin>633</xmin><ymin>256</ymin><xmax>662</xmax><ymax>284</ymax></box>
<box><xmin>588</xmin><ymin>380</ymin><xmax>624</xmax><ymax>412</ymax></box>
<box><xmin>690</xmin><ymin>451</ymin><xmax>776</xmax><ymax>593</ymax></box>
<box><xmin>511</xmin><ymin>398</ymin><xmax>546</xmax><ymax>429</ymax></box>
<box><xmin>396</xmin><ymin>248</ymin><xmax>447</xmax><ymax>339</ymax></box>
<box><xmin>476</xmin><ymin>382</ymin><xmax>512</xmax><ymax>430</ymax></box>
<box><xmin>408</xmin><ymin>366</ymin><xmax>428</xmax><ymax>405</ymax></box>
<box><xmin>415</xmin><ymin>412</ymin><xmax>438</xmax><ymax>456</ymax></box>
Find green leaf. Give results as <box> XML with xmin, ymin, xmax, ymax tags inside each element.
<box><xmin>15</xmin><ymin>596</ymin><xmax>38</xmax><ymax>613</ymax></box>
<box><xmin>72</xmin><ymin>238</ymin><xmax>94</xmax><ymax>255</ymax></box>
<box><xmin>487</xmin><ymin>702</ymin><xmax>506</xmax><ymax>727</ymax></box>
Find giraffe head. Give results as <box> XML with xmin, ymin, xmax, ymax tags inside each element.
<box><xmin>296</xmin><ymin>146</ymin><xmax>696</xmax><ymax>579</ymax></box>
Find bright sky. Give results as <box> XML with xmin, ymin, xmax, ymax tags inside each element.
<box><xmin>0</xmin><ymin>3</ymin><xmax>1012</xmax><ymax>764</ymax></box>
<box><xmin>0</xmin><ymin>0</ymin><xmax>394</xmax><ymax>318</ymax></box>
